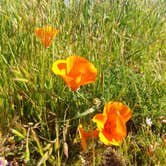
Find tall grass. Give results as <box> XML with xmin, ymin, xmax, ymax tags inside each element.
<box><xmin>0</xmin><ymin>0</ymin><xmax>166</xmax><ymax>165</ymax></box>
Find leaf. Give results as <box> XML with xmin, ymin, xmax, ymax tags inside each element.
<box><xmin>31</xmin><ymin>130</ymin><xmax>43</xmax><ymax>156</ymax></box>
<box><xmin>24</xmin><ymin>128</ymin><xmax>30</xmax><ymax>163</ymax></box>
<box><xmin>13</xmin><ymin>78</ymin><xmax>28</xmax><ymax>82</ymax></box>
<box><xmin>76</xmin><ymin>108</ymin><xmax>95</xmax><ymax>118</ymax></box>
<box><xmin>37</xmin><ymin>147</ymin><xmax>53</xmax><ymax>166</ymax></box>
<box><xmin>11</xmin><ymin>129</ymin><xmax>25</xmax><ymax>139</ymax></box>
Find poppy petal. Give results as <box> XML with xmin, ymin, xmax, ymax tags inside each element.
<box><xmin>52</xmin><ymin>60</ymin><xmax>67</xmax><ymax>76</ymax></box>
<box><xmin>92</xmin><ymin>101</ymin><xmax>132</xmax><ymax>146</ymax></box>
<box><xmin>99</xmin><ymin>132</ymin><xmax>120</xmax><ymax>146</ymax></box>
<box><xmin>35</xmin><ymin>26</ymin><xmax>58</xmax><ymax>48</ymax></box>
<box><xmin>92</xmin><ymin>114</ymin><xmax>106</xmax><ymax>130</ymax></box>
<box><xmin>78</xmin><ymin>124</ymin><xmax>99</xmax><ymax>151</ymax></box>
<box><xmin>52</xmin><ymin>56</ymin><xmax>97</xmax><ymax>90</ymax></box>
<box><xmin>119</xmin><ymin>105</ymin><xmax>132</xmax><ymax>123</ymax></box>
<box><xmin>35</xmin><ymin>28</ymin><xmax>43</xmax><ymax>38</ymax></box>
<box><xmin>114</xmin><ymin>116</ymin><xmax>126</xmax><ymax>139</ymax></box>
<box><xmin>66</xmin><ymin>56</ymin><xmax>97</xmax><ymax>82</ymax></box>
<box><xmin>78</xmin><ymin>124</ymin><xmax>87</xmax><ymax>151</ymax></box>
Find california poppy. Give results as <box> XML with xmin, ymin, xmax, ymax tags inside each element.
<box><xmin>35</xmin><ymin>26</ymin><xmax>58</xmax><ymax>48</ymax></box>
<box><xmin>78</xmin><ymin>124</ymin><xmax>99</xmax><ymax>151</ymax></box>
<box><xmin>52</xmin><ymin>56</ymin><xmax>97</xmax><ymax>90</ymax></box>
<box><xmin>92</xmin><ymin>101</ymin><xmax>132</xmax><ymax>146</ymax></box>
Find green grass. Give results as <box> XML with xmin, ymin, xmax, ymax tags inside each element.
<box><xmin>0</xmin><ymin>0</ymin><xmax>166</xmax><ymax>165</ymax></box>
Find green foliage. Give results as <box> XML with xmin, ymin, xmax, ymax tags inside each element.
<box><xmin>0</xmin><ymin>0</ymin><xmax>165</xmax><ymax>165</ymax></box>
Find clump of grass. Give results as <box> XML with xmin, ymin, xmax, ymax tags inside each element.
<box><xmin>0</xmin><ymin>0</ymin><xmax>165</xmax><ymax>165</ymax></box>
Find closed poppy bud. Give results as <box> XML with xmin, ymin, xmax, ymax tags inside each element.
<box><xmin>92</xmin><ymin>101</ymin><xmax>132</xmax><ymax>146</ymax></box>
<box><xmin>52</xmin><ymin>56</ymin><xmax>97</xmax><ymax>90</ymax></box>
<box><xmin>63</xmin><ymin>142</ymin><xmax>69</xmax><ymax>159</ymax></box>
<box><xmin>35</xmin><ymin>26</ymin><xmax>58</xmax><ymax>48</ymax></box>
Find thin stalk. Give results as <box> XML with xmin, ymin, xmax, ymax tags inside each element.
<box><xmin>55</xmin><ymin>121</ymin><xmax>61</xmax><ymax>166</ymax></box>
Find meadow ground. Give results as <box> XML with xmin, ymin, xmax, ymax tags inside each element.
<box><xmin>0</xmin><ymin>0</ymin><xmax>166</xmax><ymax>165</ymax></box>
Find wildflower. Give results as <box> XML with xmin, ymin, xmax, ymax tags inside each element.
<box><xmin>78</xmin><ymin>124</ymin><xmax>99</xmax><ymax>151</ymax></box>
<box><xmin>0</xmin><ymin>157</ymin><xmax>9</xmax><ymax>166</ymax></box>
<box><xmin>148</xmin><ymin>144</ymin><xmax>155</xmax><ymax>155</ymax></box>
<box><xmin>159</xmin><ymin>116</ymin><xmax>166</xmax><ymax>124</ymax></box>
<box><xmin>35</xmin><ymin>26</ymin><xmax>58</xmax><ymax>48</ymax></box>
<box><xmin>64</xmin><ymin>0</ymin><xmax>70</xmax><ymax>7</ymax></box>
<box><xmin>92</xmin><ymin>101</ymin><xmax>132</xmax><ymax>146</ymax></box>
<box><xmin>146</xmin><ymin>117</ymin><xmax>152</xmax><ymax>127</ymax></box>
<box><xmin>52</xmin><ymin>56</ymin><xmax>97</xmax><ymax>90</ymax></box>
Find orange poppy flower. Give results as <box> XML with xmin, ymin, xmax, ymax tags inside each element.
<box><xmin>92</xmin><ymin>101</ymin><xmax>132</xmax><ymax>146</ymax></box>
<box><xmin>35</xmin><ymin>26</ymin><xmax>58</xmax><ymax>48</ymax></box>
<box><xmin>52</xmin><ymin>56</ymin><xmax>97</xmax><ymax>90</ymax></box>
<box><xmin>78</xmin><ymin>124</ymin><xmax>99</xmax><ymax>151</ymax></box>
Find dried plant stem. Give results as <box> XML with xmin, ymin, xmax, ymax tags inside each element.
<box><xmin>56</xmin><ymin>121</ymin><xmax>61</xmax><ymax>166</ymax></box>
